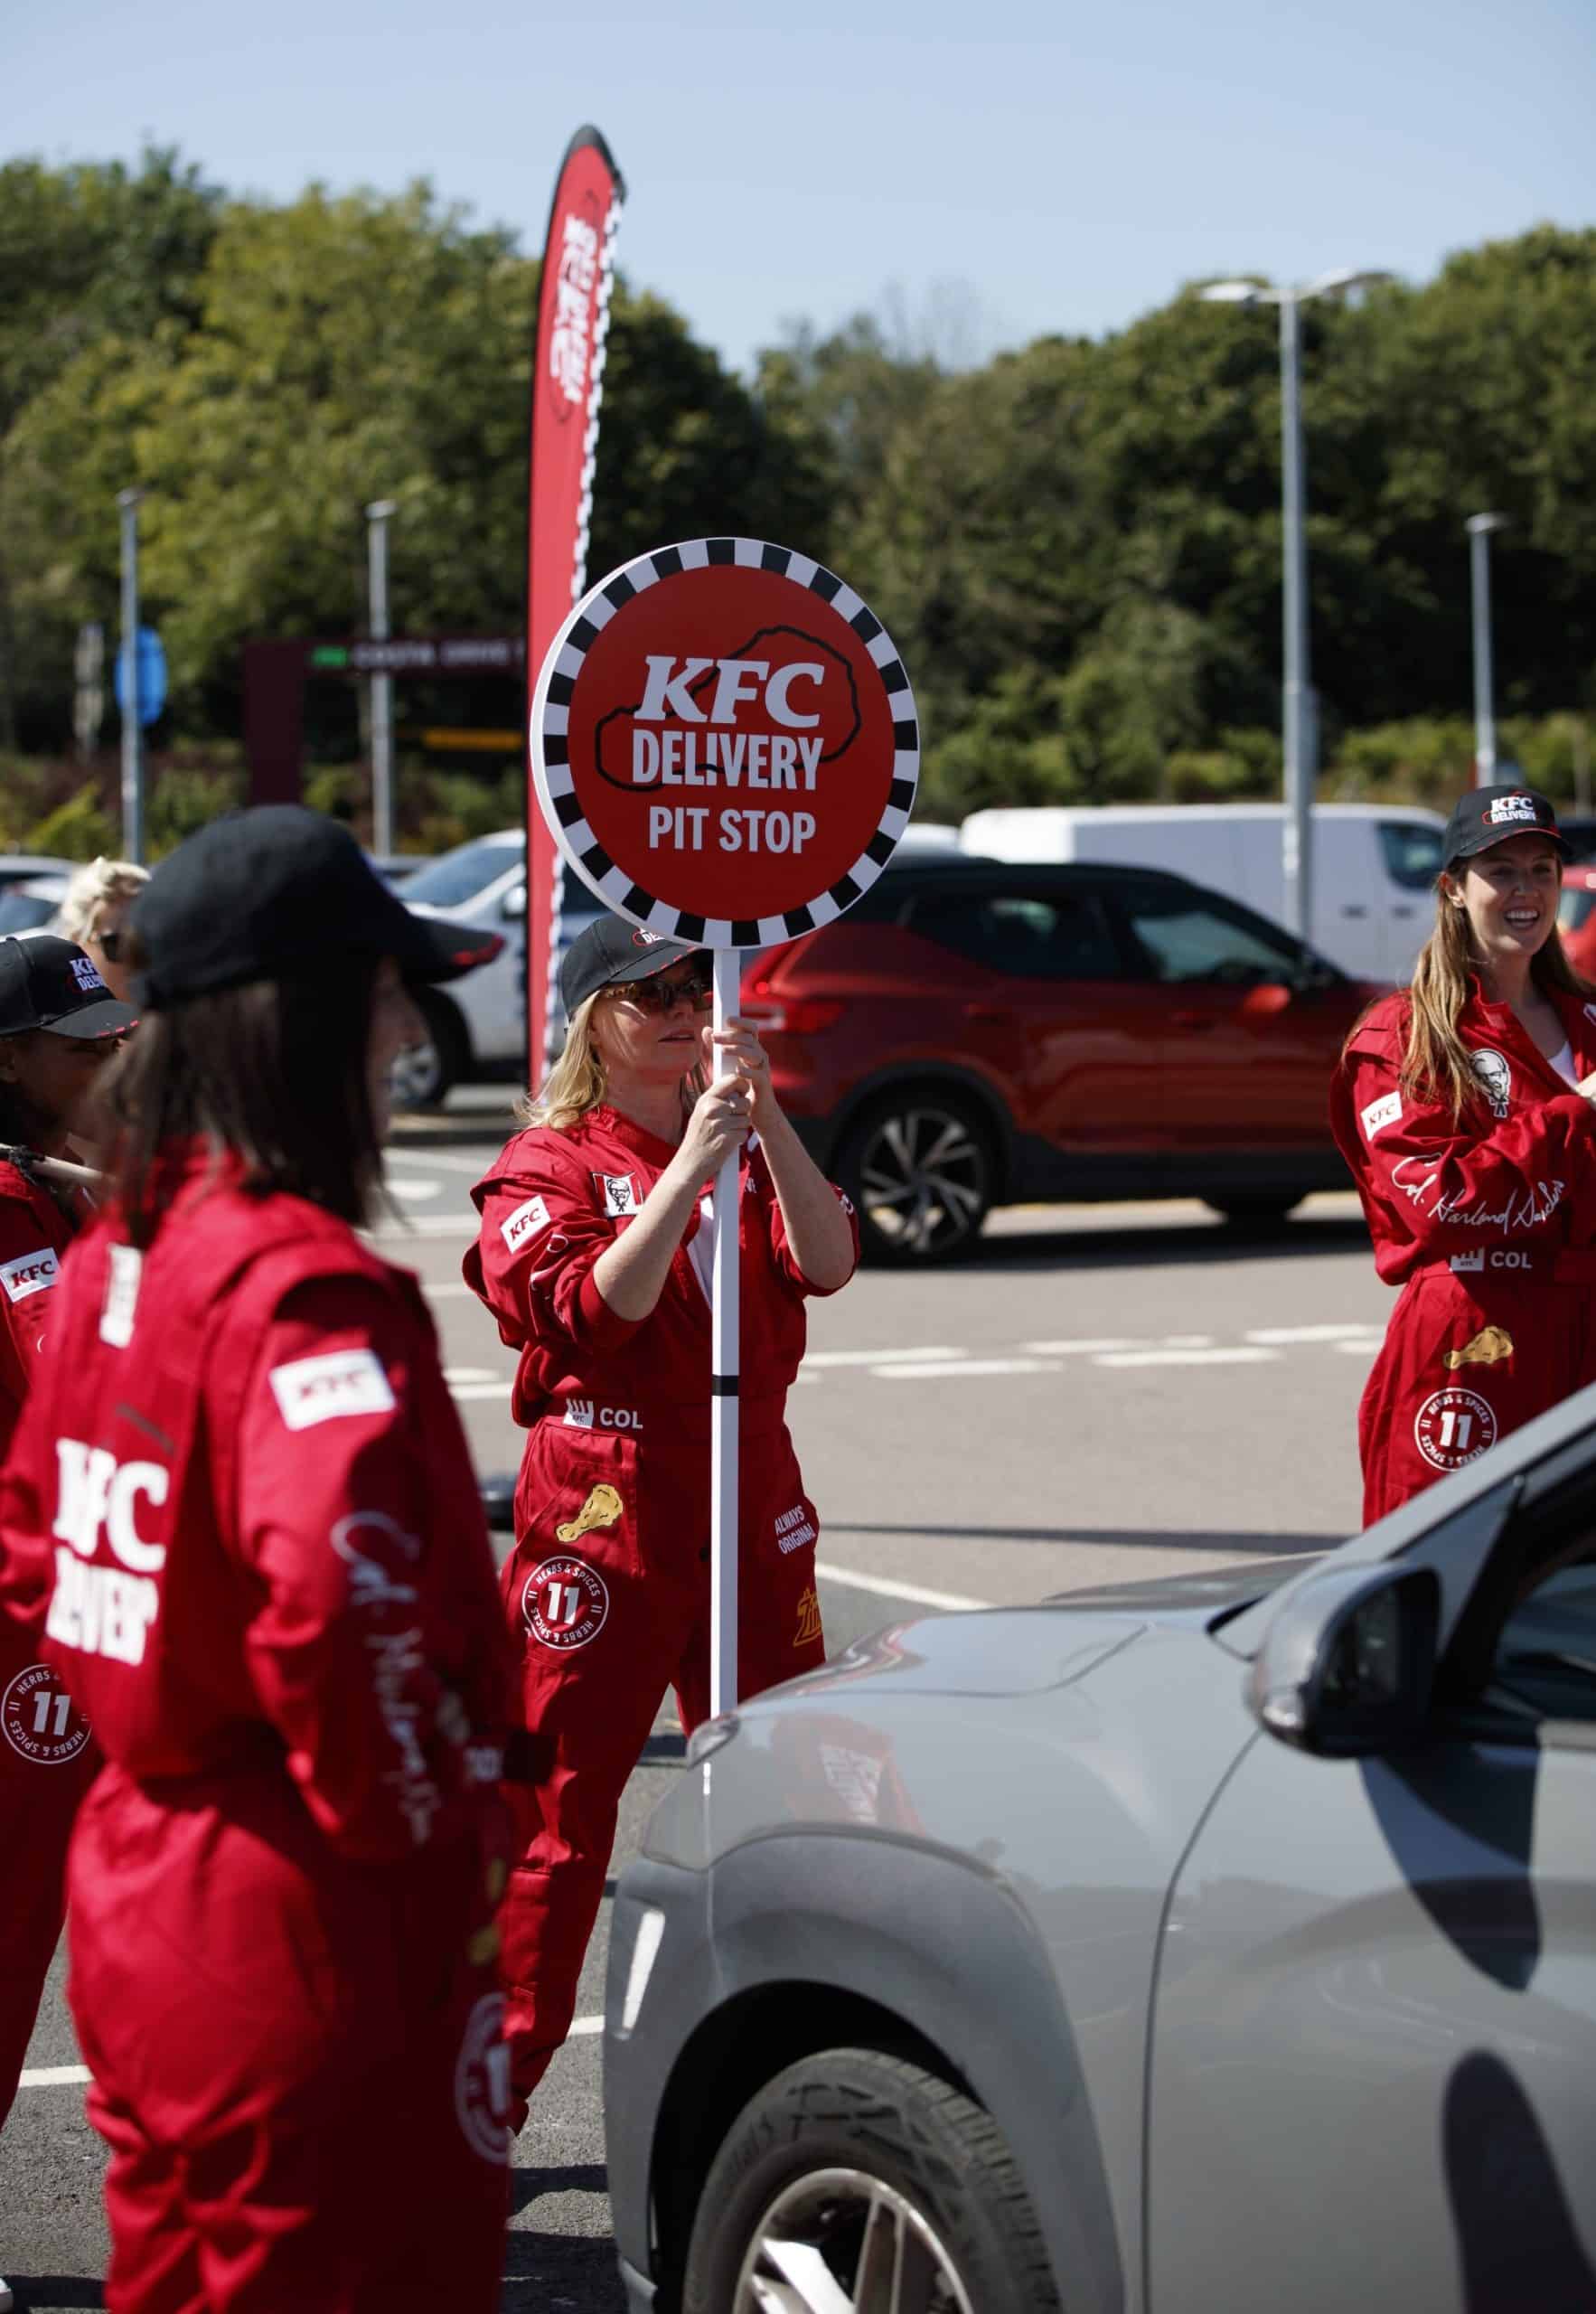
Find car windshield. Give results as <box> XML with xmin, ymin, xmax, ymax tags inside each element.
<box><xmin>401</xmin><ymin>835</ymin><xmax>522</xmax><ymax>911</ymax></box>
<box><xmin>1377</xmin><ymin>821</ymin><xmax>1445</xmax><ymax>892</ymax></box>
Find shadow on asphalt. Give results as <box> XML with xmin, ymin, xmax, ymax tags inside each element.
<box><xmin>953</xmin><ymin>1215</ymin><xmax>1372</xmax><ymax>1275</ymax></box>
<box><xmin>830</xmin><ymin>1521</ymin><xmax>1337</xmax><ymax>1558</ymax></box>
<box><xmin>505</xmin><ymin>2166</ymin><xmax>624</xmax><ymax>2312</ymax></box>
<box><xmin>7</xmin><ymin>2281</ymin><xmax>106</xmax><ymax>2310</ymax></box>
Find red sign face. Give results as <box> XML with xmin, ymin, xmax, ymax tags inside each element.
<box><xmin>530</xmin><ymin>540</ymin><xmax>919</xmax><ymax>944</ymax></box>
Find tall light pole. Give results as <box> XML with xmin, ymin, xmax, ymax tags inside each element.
<box><xmin>1201</xmin><ymin>268</ymin><xmax>1390</xmax><ymax>944</ymax></box>
<box><xmin>1466</xmin><ymin>513</ymin><xmax>1507</xmax><ymax>786</ymax></box>
<box><xmin>117</xmin><ymin>488</ymin><xmax>146</xmax><ymax>864</ymax></box>
<box><xmin>366</xmin><ymin>499</ymin><xmax>398</xmax><ymax>858</ymax></box>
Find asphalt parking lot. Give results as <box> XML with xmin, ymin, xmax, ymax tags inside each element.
<box><xmin>0</xmin><ymin>1100</ymin><xmax>1386</xmax><ymax>2310</ymax></box>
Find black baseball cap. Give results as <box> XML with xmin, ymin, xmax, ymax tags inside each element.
<box><xmin>559</xmin><ymin>917</ymin><xmax>706</xmax><ymax>1019</ymax></box>
<box><xmin>131</xmin><ymin>806</ymin><xmax>503</xmax><ymax>1008</ymax></box>
<box><xmin>1443</xmin><ymin>784</ymin><xmax>1572</xmax><ymax>865</ymax></box>
<box><xmin>0</xmin><ymin>936</ymin><xmax>137</xmax><ymax>1040</ymax></box>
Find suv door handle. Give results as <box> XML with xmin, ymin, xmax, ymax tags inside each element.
<box><xmin>1170</xmin><ymin>1011</ymin><xmax>1218</xmax><ymax>1031</ymax></box>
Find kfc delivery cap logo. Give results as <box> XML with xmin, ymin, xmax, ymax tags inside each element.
<box><xmin>531</xmin><ymin>539</ymin><xmax>919</xmax><ymax>947</ymax></box>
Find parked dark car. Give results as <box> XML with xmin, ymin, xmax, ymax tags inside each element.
<box><xmin>605</xmin><ymin>1383</ymin><xmax>1596</xmax><ymax>2314</ymax></box>
<box><xmin>738</xmin><ymin>858</ymin><xmax>1377</xmax><ymax>1263</ymax></box>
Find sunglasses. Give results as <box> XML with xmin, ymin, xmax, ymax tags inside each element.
<box><xmin>97</xmin><ymin>928</ymin><xmax>125</xmax><ymax>963</ymax></box>
<box><xmin>605</xmin><ymin>967</ymin><xmax>713</xmax><ymax>1016</ymax></box>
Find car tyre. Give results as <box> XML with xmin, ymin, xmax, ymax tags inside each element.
<box><xmin>1204</xmin><ymin>1191</ymin><xmax>1305</xmax><ymax>1228</ymax></box>
<box><xmin>681</xmin><ymin>2047</ymin><xmax>1058</xmax><ymax>2314</ymax></box>
<box><xmin>837</xmin><ymin>1092</ymin><xmax>994</xmax><ymax>1265</ymax></box>
<box><xmin>390</xmin><ymin>989</ymin><xmax>468</xmax><ymax>1112</ymax></box>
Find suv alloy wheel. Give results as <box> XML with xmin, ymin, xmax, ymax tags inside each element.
<box><xmin>836</xmin><ymin>1091</ymin><xmax>994</xmax><ymax>1265</ymax></box>
<box><xmin>682</xmin><ymin>2049</ymin><xmax>1059</xmax><ymax>2313</ymax></box>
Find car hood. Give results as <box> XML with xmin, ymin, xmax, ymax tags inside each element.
<box><xmin>1041</xmin><ymin>1554</ymin><xmax>1317</xmax><ymax>1623</ymax></box>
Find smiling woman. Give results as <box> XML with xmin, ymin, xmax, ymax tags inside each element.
<box><xmin>1332</xmin><ymin>784</ymin><xmax>1596</xmax><ymax>1523</ymax></box>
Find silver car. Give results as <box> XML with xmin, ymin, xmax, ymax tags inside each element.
<box><xmin>605</xmin><ymin>1390</ymin><xmax>1596</xmax><ymax>2312</ymax></box>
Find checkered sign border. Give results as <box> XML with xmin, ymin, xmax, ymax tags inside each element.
<box><xmin>530</xmin><ymin>537</ymin><xmax>920</xmax><ymax>947</ymax></box>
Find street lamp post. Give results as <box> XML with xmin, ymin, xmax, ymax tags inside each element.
<box><xmin>366</xmin><ymin>499</ymin><xmax>398</xmax><ymax>859</ymax></box>
<box><xmin>1466</xmin><ymin>513</ymin><xmax>1508</xmax><ymax>787</ymax></box>
<box><xmin>1201</xmin><ymin>268</ymin><xmax>1390</xmax><ymax>945</ymax></box>
<box><xmin>117</xmin><ymin>488</ymin><xmax>145</xmax><ymax>864</ymax></box>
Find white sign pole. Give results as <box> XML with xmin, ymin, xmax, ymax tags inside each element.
<box><xmin>709</xmin><ymin>946</ymin><xmax>742</xmax><ymax>1717</ymax></box>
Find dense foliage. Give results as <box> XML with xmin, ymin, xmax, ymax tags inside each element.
<box><xmin>2</xmin><ymin>149</ymin><xmax>1591</xmax><ymax>849</ymax></box>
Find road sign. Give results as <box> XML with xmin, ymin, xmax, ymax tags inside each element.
<box><xmin>114</xmin><ymin>626</ymin><xmax>166</xmax><ymax>726</ymax></box>
<box><xmin>530</xmin><ymin>538</ymin><xmax>919</xmax><ymax>946</ymax></box>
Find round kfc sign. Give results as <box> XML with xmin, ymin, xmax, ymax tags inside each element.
<box><xmin>530</xmin><ymin>539</ymin><xmax>919</xmax><ymax>945</ymax></box>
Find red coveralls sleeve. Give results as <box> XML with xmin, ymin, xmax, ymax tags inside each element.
<box><xmin>764</xmin><ymin>1168</ymin><xmax>859</xmax><ymax>1298</ymax></box>
<box><xmin>226</xmin><ymin>1275</ymin><xmax>498</xmax><ymax>1865</ymax></box>
<box><xmin>467</xmin><ymin>1136</ymin><xmax>641</xmax><ymax>1354</ymax></box>
<box><xmin>1334</xmin><ymin>1035</ymin><xmax>1596</xmax><ymax>1256</ymax></box>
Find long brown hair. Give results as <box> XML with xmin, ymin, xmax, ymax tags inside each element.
<box><xmin>1381</xmin><ymin>872</ymin><xmax>1595</xmax><ymax>1120</ymax></box>
<box><xmin>113</xmin><ymin>964</ymin><xmax>385</xmax><ymax>1245</ymax></box>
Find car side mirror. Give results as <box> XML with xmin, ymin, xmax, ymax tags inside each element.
<box><xmin>1239</xmin><ymin>982</ymin><xmax>1294</xmax><ymax>1021</ymax></box>
<box><xmin>1248</xmin><ymin>1564</ymin><xmax>1440</xmax><ymax>1757</ymax></box>
<box><xmin>502</xmin><ymin>883</ymin><xmax>527</xmax><ymax>922</ymax></box>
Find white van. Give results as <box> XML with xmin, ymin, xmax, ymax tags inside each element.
<box><xmin>956</xmin><ymin>803</ymin><xmax>1447</xmax><ymax>983</ymax></box>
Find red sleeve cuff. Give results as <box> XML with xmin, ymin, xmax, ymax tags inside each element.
<box><xmin>575</xmin><ymin>1266</ymin><xmax>645</xmax><ymax>1348</ymax></box>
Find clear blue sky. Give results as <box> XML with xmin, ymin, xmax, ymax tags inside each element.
<box><xmin>5</xmin><ymin>0</ymin><xmax>1591</xmax><ymax>375</ymax></box>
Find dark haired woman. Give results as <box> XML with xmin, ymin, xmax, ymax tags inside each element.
<box><xmin>0</xmin><ymin>936</ymin><xmax>133</xmax><ymax>2314</ymax></box>
<box><xmin>465</xmin><ymin>916</ymin><xmax>857</xmax><ymax>2117</ymax></box>
<box><xmin>1331</xmin><ymin>785</ymin><xmax>1596</xmax><ymax>1522</ymax></box>
<box><xmin>0</xmin><ymin>809</ymin><xmax>516</xmax><ymax>2313</ymax></box>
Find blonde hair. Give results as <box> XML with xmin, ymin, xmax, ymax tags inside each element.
<box><xmin>517</xmin><ymin>990</ymin><xmax>707</xmax><ymax>1134</ymax></box>
<box><xmin>1391</xmin><ymin>867</ymin><xmax>1595</xmax><ymax>1120</ymax></box>
<box><xmin>519</xmin><ymin>993</ymin><xmax>608</xmax><ymax>1131</ymax></box>
<box><xmin>56</xmin><ymin>856</ymin><xmax>149</xmax><ymax>946</ymax></box>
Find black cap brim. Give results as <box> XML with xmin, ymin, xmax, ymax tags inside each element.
<box><xmin>590</xmin><ymin>939</ymin><xmax>704</xmax><ymax>991</ymax></box>
<box><xmin>41</xmin><ymin>997</ymin><xmax>139</xmax><ymax>1039</ymax></box>
<box><xmin>1452</xmin><ymin>828</ymin><xmax>1573</xmax><ymax>864</ymax></box>
<box><xmin>392</xmin><ymin>911</ymin><xmax>505</xmax><ymax>984</ymax></box>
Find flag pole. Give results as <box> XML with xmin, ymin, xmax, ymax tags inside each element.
<box><xmin>709</xmin><ymin>945</ymin><xmax>742</xmax><ymax>1717</ymax></box>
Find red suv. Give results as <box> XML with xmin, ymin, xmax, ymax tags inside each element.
<box><xmin>740</xmin><ymin>858</ymin><xmax>1378</xmax><ymax>1264</ymax></box>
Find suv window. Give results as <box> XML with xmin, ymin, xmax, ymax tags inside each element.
<box><xmin>905</xmin><ymin>887</ymin><xmax>1122</xmax><ymax>980</ymax></box>
<box><xmin>1378</xmin><ymin>821</ymin><xmax>1445</xmax><ymax>893</ymax></box>
<box><xmin>1115</xmin><ymin>883</ymin><xmax>1305</xmax><ymax>987</ymax></box>
<box><xmin>1487</xmin><ymin>1544</ymin><xmax>1596</xmax><ymax>1726</ymax></box>
<box><xmin>402</xmin><ymin>834</ymin><xmax>522</xmax><ymax>911</ymax></box>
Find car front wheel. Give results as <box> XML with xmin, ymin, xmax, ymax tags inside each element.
<box><xmin>681</xmin><ymin>2048</ymin><xmax>1059</xmax><ymax>2314</ymax></box>
<box><xmin>836</xmin><ymin>1094</ymin><xmax>994</xmax><ymax>1265</ymax></box>
<box><xmin>390</xmin><ymin>989</ymin><xmax>467</xmax><ymax>1112</ymax></box>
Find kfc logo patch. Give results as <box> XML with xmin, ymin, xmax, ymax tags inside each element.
<box><xmin>597</xmin><ymin>1172</ymin><xmax>638</xmax><ymax>1218</ymax></box>
<box><xmin>0</xmin><ymin>1247</ymin><xmax>59</xmax><ymax>1304</ymax></box>
<box><xmin>1487</xmin><ymin>794</ymin><xmax>1538</xmax><ymax>827</ymax></box>
<box><xmin>454</xmin><ymin>1991</ymin><xmax>512</xmax><ymax>2165</ymax></box>
<box><xmin>1470</xmin><ymin>1049</ymin><xmax>1512</xmax><ymax>1120</ymax></box>
<box><xmin>631</xmin><ymin>927</ymin><xmax>667</xmax><ymax>946</ymax></box>
<box><xmin>521</xmin><ymin>1554</ymin><xmax>610</xmax><ymax>1651</ymax></box>
<box><xmin>1360</xmin><ymin>1091</ymin><xmax>1403</xmax><ymax>1141</ymax></box>
<box><xmin>70</xmin><ymin>955</ymin><xmax>108</xmax><ymax>993</ymax></box>
<box><xmin>1414</xmin><ymin>1387</ymin><xmax>1497</xmax><ymax>1472</ymax></box>
<box><xmin>2</xmin><ymin>1664</ymin><xmax>91</xmax><ymax>1766</ymax></box>
<box><xmin>268</xmin><ymin>1348</ymin><xmax>396</xmax><ymax>1431</ymax></box>
<box><xmin>1450</xmin><ymin>1247</ymin><xmax>1486</xmax><ymax>1275</ymax></box>
<box><xmin>500</xmin><ymin>1194</ymin><xmax>551</xmax><ymax>1255</ymax></box>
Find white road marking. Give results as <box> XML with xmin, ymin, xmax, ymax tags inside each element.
<box><xmin>422</xmin><ymin>1280</ymin><xmax>479</xmax><ymax>1298</ymax></box>
<box><xmin>387</xmin><ymin>1178</ymin><xmax>443</xmax><ymax>1202</ymax></box>
<box><xmin>450</xmin><ymin>1381</ymin><xmax>514</xmax><ymax>1401</ymax></box>
<box><xmin>1247</xmin><ymin>1322</ymin><xmax>1384</xmax><ymax>1345</ymax></box>
<box><xmin>1335</xmin><ymin>1339</ymin><xmax>1382</xmax><ymax>1357</ymax></box>
<box><xmin>1024</xmin><ymin>1337</ymin><xmax>1138</xmax><ymax>1355</ymax></box>
<box><xmin>1094</xmin><ymin>1346</ymin><xmax>1281</xmax><ymax>1369</ymax></box>
<box><xmin>19</xmin><ymin>2064</ymin><xmax>89</xmax><ymax>2088</ymax></box>
<box><xmin>869</xmin><ymin>1358</ymin><xmax>1063</xmax><ymax>1381</ymax></box>
<box><xmin>385</xmin><ymin>1147</ymin><xmax>501</xmax><ymax>1178</ymax></box>
<box><xmin>568</xmin><ymin>2015</ymin><xmax>603</xmax><ymax>2037</ymax></box>
<box><xmin>802</xmin><ymin>1345</ymin><xmax>962</xmax><ymax>1369</ymax></box>
<box><xmin>815</xmin><ymin>1560</ymin><xmax>991</xmax><ymax>1612</ymax></box>
<box><xmin>442</xmin><ymin>1368</ymin><xmax>501</xmax><ymax>1387</ymax></box>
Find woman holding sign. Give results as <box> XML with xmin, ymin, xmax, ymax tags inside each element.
<box><xmin>465</xmin><ymin>916</ymin><xmax>857</xmax><ymax>2112</ymax></box>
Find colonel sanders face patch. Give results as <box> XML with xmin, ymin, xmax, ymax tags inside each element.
<box><xmin>1471</xmin><ymin>1050</ymin><xmax>1512</xmax><ymax>1120</ymax></box>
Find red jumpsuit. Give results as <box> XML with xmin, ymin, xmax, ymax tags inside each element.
<box><xmin>465</xmin><ymin>1104</ymin><xmax>856</xmax><ymax>2104</ymax></box>
<box><xmin>0</xmin><ymin>1155</ymin><xmax>96</xmax><ymax>2136</ymax></box>
<box><xmin>1331</xmin><ymin>984</ymin><xmax>1596</xmax><ymax>1522</ymax></box>
<box><xmin>0</xmin><ymin>1158</ymin><xmax>517</xmax><ymax>2314</ymax></box>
